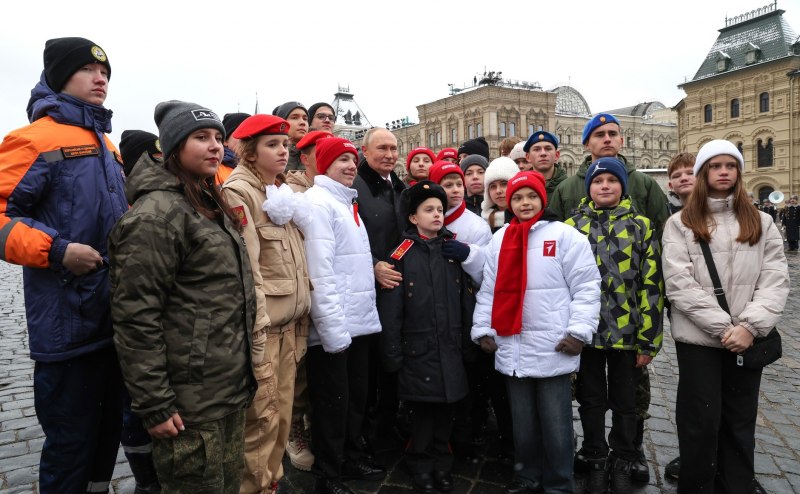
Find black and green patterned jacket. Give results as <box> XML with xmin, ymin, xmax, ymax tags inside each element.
<box><xmin>565</xmin><ymin>197</ymin><xmax>664</xmax><ymax>356</ymax></box>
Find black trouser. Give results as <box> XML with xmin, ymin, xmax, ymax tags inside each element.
<box><xmin>405</xmin><ymin>402</ymin><xmax>454</xmax><ymax>474</ymax></box>
<box><xmin>576</xmin><ymin>348</ymin><xmax>640</xmax><ymax>462</ymax></box>
<box><xmin>307</xmin><ymin>335</ymin><xmax>371</xmax><ymax>479</ymax></box>
<box><xmin>676</xmin><ymin>342</ymin><xmax>762</xmax><ymax>494</ymax></box>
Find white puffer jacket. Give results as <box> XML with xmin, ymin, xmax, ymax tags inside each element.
<box><xmin>471</xmin><ymin>220</ymin><xmax>601</xmax><ymax>378</ymax></box>
<box><xmin>447</xmin><ymin>206</ymin><xmax>492</xmax><ymax>285</ymax></box>
<box><xmin>662</xmin><ymin>196</ymin><xmax>789</xmax><ymax>348</ymax></box>
<box><xmin>304</xmin><ymin>175</ymin><xmax>382</xmax><ymax>352</ymax></box>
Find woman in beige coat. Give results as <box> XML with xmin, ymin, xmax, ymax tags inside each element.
<box><xmin>221</xmin><ymin>114</ymin><xmax>312</xmax><ymax>494</ymax></box>
<box><xmin>662</xmin><ymin>140</ymin><xmax>789</xmax><ymax>494</ymax></box>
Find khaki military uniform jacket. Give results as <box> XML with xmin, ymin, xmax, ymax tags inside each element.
<box><xmin>222</xmin><ymin>166</ymin><xmax>311</xmax><ymax>350</ymax></box>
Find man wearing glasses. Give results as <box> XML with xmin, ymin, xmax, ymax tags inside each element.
<box><xmin>309</xmin><ymin>102</ymin><xmax>337</xmax><ymax>133</ymax></box>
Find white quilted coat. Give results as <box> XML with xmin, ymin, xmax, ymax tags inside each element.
<box><xmin>471</xmin><ymin>220</ymin><xmax>601</xmax><ymax>378</ymax></box>
<box><xmin>304</xmin><ymin>175</ymin><xmax>382</xmax><ymax>352</ymax></box>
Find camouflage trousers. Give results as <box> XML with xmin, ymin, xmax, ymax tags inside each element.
<box><xmin>242</xmin><ymin>328</ymin><xmax>299</xmax><ymax>492</ymax></box>
<box><xmin>152</xmin><ymin>409</ymin><xmax>246</xmax><ymax>494</ymax></box>
<box><xmin>570</xmin><ymin>365</ymin><xmax>651</xmax><ymax>419</ymax></box>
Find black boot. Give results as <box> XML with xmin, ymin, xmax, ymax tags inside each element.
<box><xmin>126</xmin><ymin>452</ymin><xmax>160</xmax><ymax>494</ymax></box>
<box><xmin>631</xmin><ymin>418</ymin><xmax>649</xmax><ymax>483</ymax></box>
<box><xmin>586</xmin><ymin>457</ymin><xmax>609</xmax><ymax>494</ymax></box>
<box><xmin>609</xmin><ymin>457</ymin><xmax>633</xmax><ymax>494</ymax></box>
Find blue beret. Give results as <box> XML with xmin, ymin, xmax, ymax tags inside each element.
<box><xmin>582</xmin><ymin>113</ymin><xmax>620</xmax><ymax>144</ymax></box>
<box><xmin>523</xmin><ymin>131</ymin><xmax>559</xmax><ymax>152</ymax></box>
<box><xmin>585</xmin><ymin>157</ymin><xmax>627</xmax><ymax>197</ymax></box>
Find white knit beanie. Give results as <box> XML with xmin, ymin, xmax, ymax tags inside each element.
<box><xmin>508</xmin><ymin>142</ymin><xmax>527</xmax><ymax>162</ymax></box>
<box><xmin>481</xmin><ymin>157</ymin><xmax>520</xmax><ymax>220</ymax></box>
<box><xmin>693</xmin><ymin>139</ymin><xmax>744</xmax><ymax>176</ymax></box>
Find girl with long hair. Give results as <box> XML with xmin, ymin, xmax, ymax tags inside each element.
<box><xmin>221</xmin><ymin>114</ymin><xmax>312</xmax><ymax>494</ymax></box>
<box><xmin>110</xmin><ymin>100</ymin><xmax>257</xmax><ymax>492</ymax></box>
<box><xmin>662</xmin><ymin>139</ymin><xmax>789</xmax><ymax>493</ymax></box>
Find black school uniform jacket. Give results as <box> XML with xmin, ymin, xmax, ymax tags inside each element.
<box><xmin>378</xmin><ymin>228</ymin><xmax>473</xmax><ymax>404</ymax></box>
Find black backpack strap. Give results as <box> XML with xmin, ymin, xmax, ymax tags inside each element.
<box><xmin>698</xmin><ymin>239</ymin><xmax>731</xmax><ymax>315</ymax></box>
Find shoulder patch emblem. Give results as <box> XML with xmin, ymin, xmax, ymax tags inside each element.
<box><xmin>543</xmin><ymin>240</ymin><xmax>556</xmax><ymax>257</ymax></box>
<box><xmin>61</xmin><ymin>145</ymin><xmax>99</xmax><ymax>158</ymax></box>
<box><xmin>232</xmin><ymin>205</ymin><xmax>248</xmax><ymax>226</ymax></box>
<box><xmin>390</xmin><ymin>239</ymin><xmax>414</xmax><ymax>260</ymax></box>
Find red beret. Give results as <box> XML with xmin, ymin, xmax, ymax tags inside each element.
<box><xmin>406</xmin><ymin>147</ymin><xmax>435</xmax><ymax>171</ymax></box>
<box><xmin>296</xmin><ymin>130</ymin><xmax>333</xmax><ymax>150</ymax></box>
<box><xmin>315</xmin><ymin>137</ymin><xmax>359</xmax><ymax>175</ymax></box>
<box><xmin>436</xmin><ymin>148</ymin><xmax>458</xmax><ymax>161</ymax></box>
<box><xmin>428</xmin><ymin>160</ymin><xmax>465</xmax><ymax>184</ymax></box>
<box><xmin>506</xmin><ymin>171</ymin><xmax>547</xmax><ymax>213</ymax></box>
<box><xmin>232</xmin><ymin>114</ymin><xmax>290</xmax><ymax>139</ymax></box>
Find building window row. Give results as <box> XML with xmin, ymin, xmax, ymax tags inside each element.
<box><xmin>704</xmin><ymin>93</ymin><xmax>769</xmax><ymax>123</ymax></box>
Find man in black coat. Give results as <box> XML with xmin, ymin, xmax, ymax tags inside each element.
<box><xmin>352</xmin><ymin>127</ymin><xmax>408</xmax><ymax>454</ymax></box>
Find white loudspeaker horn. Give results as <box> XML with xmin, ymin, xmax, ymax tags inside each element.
<box><xmin>769</xmin><ymin>191</ymin><xmax>785</xmax><ymax>204</ymax></box>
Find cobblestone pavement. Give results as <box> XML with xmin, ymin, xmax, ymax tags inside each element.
<box><xmin>1</xmin><ymin>253</ymin><xmax>800</xmax><ymax>493</ymax></box>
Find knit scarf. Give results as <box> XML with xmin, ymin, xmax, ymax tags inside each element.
<box><xmin>444</xmin><ymin>201</ymin><xmax>466</xmax><ymax>225</ymax></box>
<box><xmin>491</xmin><ymin>211</ymin><xmax>544</xmax><ymax>336</ymax></box>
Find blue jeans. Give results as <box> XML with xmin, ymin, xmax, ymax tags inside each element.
<box><xmin>506</xmin><ymin>373</ymin><xmax>574</xmax><ymax>493</ymax></box>
<box><xmin>34</xmin><ymin>348</ymin><xmax>123</xmax><ymax>494</ymax></box>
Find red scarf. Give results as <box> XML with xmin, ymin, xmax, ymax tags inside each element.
<box><xmin>491</xmin><ymin>212</ymin><xmax>544</xmax><ymax>336</ymax></box>
<box><xmin>444</xmin><ymin>201</ymin><xmax>466</xmax><ymax>225</ymax></box>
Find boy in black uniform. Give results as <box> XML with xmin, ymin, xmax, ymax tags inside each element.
<box><xmin>378</xmin><ymin>181</ymin><xmax>474</xmax><ymax>494</ymax></box>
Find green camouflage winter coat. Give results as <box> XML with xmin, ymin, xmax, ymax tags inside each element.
<box><xmin>565</xmin><ymin>197</ymin><xmax>664</xmax><ymax>356</ymax></box>
<box><xmin>549</xmin><ymin>154</ymin><xmax>668</xmax><ymax>240</ymax></box>
<box><xmin>109</xmin><ymin>155</ymin><xmax>257</xmax><ymax>428</ymax></box>
<box><xmin>544</xmin><ymin>164</ymin><xmax>568</xmax><ymax>204</ymax></box>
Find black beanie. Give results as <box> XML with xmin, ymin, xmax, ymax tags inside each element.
<box><xmin>272</xmin><ymin>101</ymin><xmax>306</xmax><ymax>120</ymax></box>
<box><xmin>154</xmin><ymin>100</ymin><xmax>225</xmax><ymax>159</ymax></box>
<box><xmin>120</xmin><ymin>130</ymin><xmax>159</xmax><ymax>177</ymax></box>
<box><xmin>223</xmin><ymin>113</ymin><xmax>250</xmax><ymax>139</ymax></box>
<box><xmin>308</xmin><ymin>102</ymin><xmax>335</xmax><ymax>122</ymax></box>
<box><xmin>457</xmin><ymin>137</ymin><xmax>490</xmax><ymax>160</ymax></box>
<box><xmin>43</xmin><ymin>37</ymin><xmax>111</xmax><ymax>92</ymax></box>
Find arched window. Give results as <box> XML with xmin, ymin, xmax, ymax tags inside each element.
<box><xmin>757</xmin><ymin>138</ymin><xmax>773</xmax><ymax>167</ymax></box>
<box><xmin>730</xmin><ymin>99</ymin><xmax>740</xmax><ymax>118</ymax></box>
<box><xmin>451</xmin><ymin>128</ymin><xmax>457</xmax><ymax>144</ymax></box>
<box><xmin>429</xmin><ymin>134</ymin><xmax>435</xmax><ymax>148</ymax></box>
<box><xmin>528</xmin><ymin>124</ymin><xmax>534</xmax><ymax>135</ymax></box>
<box><xmin>509</xmin><ymin>123</ymin><xmax>516</xmax><ymax>136</ymax></box>
<box><xmin>499</xmin><ymin>122</ymin><xmax>506</xmax><ymax>138</ymax></box>
<box><xmin>760</xmin><ymin>92</ymin><xmax>769</xmax><ymax>112</ymax></box>
<box><xmin>477</xmin><ymin>123</ymin><xmax>483</xmax><ymax>137</ymax></box>
<box><xmin>436</xmin><ymin>131</ymin><xmax>441</xmax><ymax>146</ymax></box>
<box><xmin>468</xmin><ymin>124</ymin><xmax>474</xmax><ymax>139</ymax></box>
<box><xmin>704</xmin><ymin>104</ymin><xmax>713</xmax><ymax>123</ymax></box>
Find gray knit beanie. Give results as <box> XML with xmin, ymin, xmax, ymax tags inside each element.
<box><xmin>460</xmin><ymin>154</ymin><xmax>489</xmax><ymax>173</ymax></box>
<box><xmin>154</xmin><ymin>100</ymin><xmax>225</xmax><ymax>158</ymax></box>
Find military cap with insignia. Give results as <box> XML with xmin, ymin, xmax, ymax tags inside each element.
<box><xmin>232</xmin><ymin>115</ymin><xmax>290</xmax><ymax>139</ymax></box>
<box><xmin>582</xmin><ymin>113</ymin><xmax>620</xmax><ymax>144</ymax></box>
<box><xmin>523</xmin><ymin>131</ymin><xmax>559</xmax><ymax>152</ymax></box>
<box><xmin>296</xmin><ymin>130</ymin><xmax>334</xmax><ymax>150</ymax></box>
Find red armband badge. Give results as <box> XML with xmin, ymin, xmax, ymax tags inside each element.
<box><xmin>390</xmin><ymin>239</ymin><xmax>414</xmax><ymax>260</ymax></box>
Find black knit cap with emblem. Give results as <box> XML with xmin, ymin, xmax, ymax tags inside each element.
<box><xmin>43</xmin><ymin>37</ymin><xmax>111</xmax><ymax>92</ymax></box>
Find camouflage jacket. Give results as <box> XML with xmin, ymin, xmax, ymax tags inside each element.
<box><xmin>109</xmin><ymin>155</ymin><xmax>257</xmax><ymax>428</ymax></box>
<box><xmin>565</xmin><ymin>197</ymin><xmax>664</xmax><ymax>356</ymax></box>
<box><xmin>544</xmin><ymin>164</ymin><xmax>567</xmax><ymax>204</ymax></box>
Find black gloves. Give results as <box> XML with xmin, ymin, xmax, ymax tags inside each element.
<box><xmin>441</xmin><ymin>239</ymin><xmax>470</xmax><ymax>262</ymax></box>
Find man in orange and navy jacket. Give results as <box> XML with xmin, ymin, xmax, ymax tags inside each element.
<box><xmin>0</xmin><ymin>37</ymin><xmax>128</xmax><ymax>494</ymax></box>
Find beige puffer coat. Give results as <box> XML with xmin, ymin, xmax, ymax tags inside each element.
<box><xmin>662</xmin><ymin>195</ymin><xmax>789</xmax><ymax>348</ymax></box>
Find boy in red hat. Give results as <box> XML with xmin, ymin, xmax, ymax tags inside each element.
<box><xmin>472</xmin><ymin>171</ymin><xmax>600</xmax><ymax>494</ymax></box>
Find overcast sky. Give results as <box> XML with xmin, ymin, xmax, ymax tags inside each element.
<box><xmin>1</xmin><ymin>0</ymin><xmax>798</xmax><ymax>147</ymax></box>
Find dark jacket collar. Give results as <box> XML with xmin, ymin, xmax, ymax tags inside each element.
<box><xmin>357</xmin><ymin>159</ymin><xmax>405</xmax><ymax>196</ymax></box>
<box><xmin>26</xmin><ymin>73</ymin><xmax>113</xmax><ymax>133</ymax></box>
